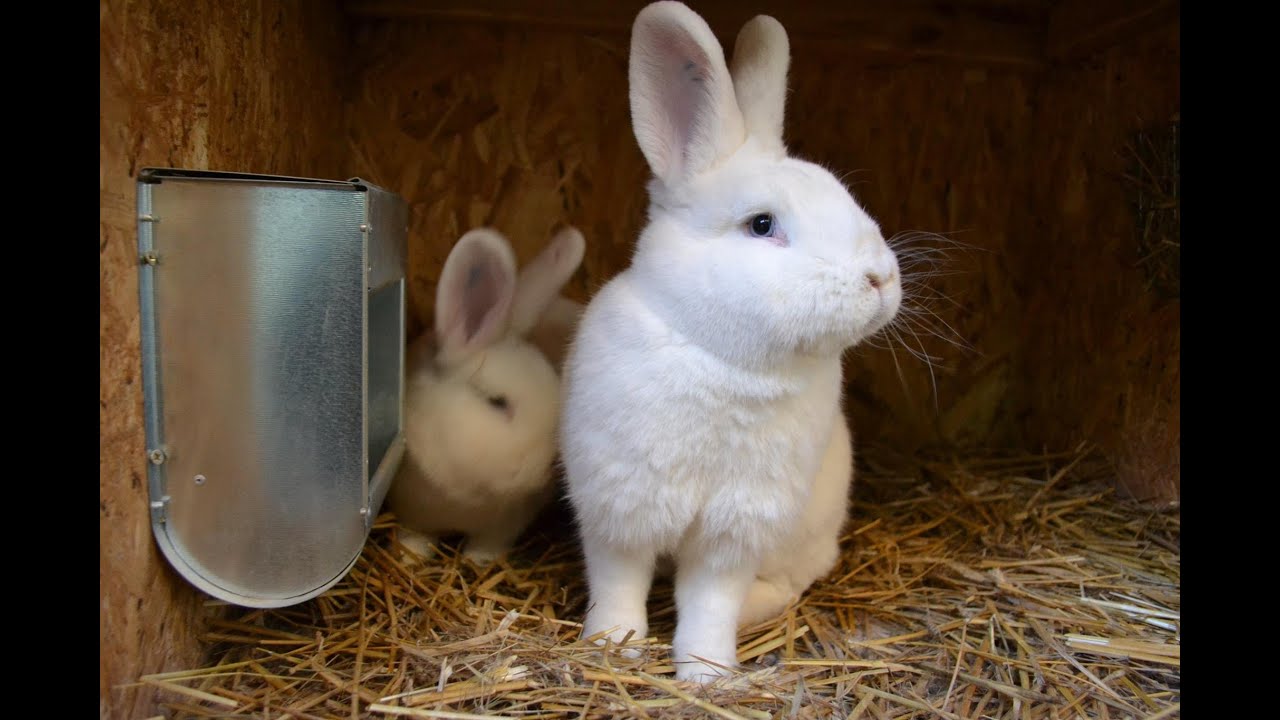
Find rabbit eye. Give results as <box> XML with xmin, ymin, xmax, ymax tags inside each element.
<box><xmin>748</xmin><ymin>213</ymin><xmax>775</xmax><ymax>238</ymax></box>
<box><xmin>487</xmin><ymin>395</ymin><xmax>510</xmax><ymax>412</ymax></box>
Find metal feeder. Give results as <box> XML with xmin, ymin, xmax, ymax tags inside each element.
<box><xmin>135</xmin><ymin>168</ymin><xmax>406</xmax><ymax>608</ymax></box>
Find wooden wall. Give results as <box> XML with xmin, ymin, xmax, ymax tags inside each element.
<box><xmin>342</xmin><ymin>3</ymin><xmax>1179</xmax><ymax>501</ymax></box>
<box><xmin>99</xmin><ymin>1</ymin><xmax>350</xmax><ymax>716</ymax></box>
<box><xmin>343</xmin><ymin>18</ymin><xmax>1039</xmax><ymax>462</ymax></box>
<box><xmin>1010</xmin><ymin>23</ymin><xmax>1180</xmax><ymax>501</ymax></box>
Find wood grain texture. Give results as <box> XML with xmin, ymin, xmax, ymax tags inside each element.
<box><xmin>99</xmin><ymin>0</ymin><xmax>350</xmax><ymax>716</ymax></box>
<box><xmin>1010</xmin><ymin>23</ymin><xmax>1180</xmax><ymax>501</ymax></box>
<box><xmin>343</xmin><ymin>12</ymin><xmax>1179</xmax><ymax>501</ymax></box>
<box><xmin>343</xmin><ymin>18</ymin><xmax>1037</xmax><ymax>461</ymax></box>
<box><xmin>342</xmin><ymin>0</ymin><xmax>1052</xmax><ymax>67</ymax></box>
<box><xmin>1047</xmin><ymin>0</ymin><xmax>1178</xmax><ymax>61</ymax></box>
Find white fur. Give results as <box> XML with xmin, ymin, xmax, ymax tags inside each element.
<box><xmin>389</xmin><ymin>227</ymin><xmax>586</xmax><ymax>563</ymax></box>
<box><xmin>560</xmin><ymin>1</ymin><xmax>901</xmax><ymax>683</ymax></box>
<box><xmin>730</xmin><ymin>15</ymin><xmax>790</xmax><ymax>157</ymax></box>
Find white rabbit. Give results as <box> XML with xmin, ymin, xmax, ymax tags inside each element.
<box><xmin>388</xmin><ymin>225</ymin><xmax>586</xmax><ymax>564</ymax></box>
<box><xmin>559</xmin><ymin>1</ymin><xmax>902</xmax><ymax>682</ymax></box>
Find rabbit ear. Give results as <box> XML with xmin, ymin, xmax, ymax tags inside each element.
<box><xmin>510</xmin><ymin>226</ymin><xmax>586</xmax><ymax>337</ymax></box>
<box><xmin>629</xmin><ymin>1</ymin><xmax>746</xmax><ymax>184</ymax></box>
<box><xmin>434</xmin><ymin>228</ymin><xmax>518</xmax><ymax>367</ymax></box>
<box><xmin>528</xmin><ymin>296</ymin><xmax>586</xmax><ymax>371</ymax></box>
<box><xmin>730</xmin><ymin>14</ymin><xmax>790</xmax><ymax>156</ymax></box>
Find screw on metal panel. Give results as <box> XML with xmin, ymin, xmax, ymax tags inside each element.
<box><xmin>140</xmin><ymin>252</ymin><xmax>158</xmax><ymax>266</ymax></box>
<box><xmin>194</xmin><ymin>474</ymin><xmax>207</xmax><ymax>485</ymax></box>
<box><xmin>150</xmin><ymin>500</ymin><xmax>164</xmax><ymax>510</ymax></box>
<box><xmin>359</xmin><ymin>507</ymin><xmax>369</xmax><ymax>517</ymax></box>
<box><xmin>359</xmin><ymin>223</ymin><xmax>370</xmax><ymax>233</ymax></box>
<box><xmin>148</xmin><ymin>448</ymin><xmax>166</xmax><ymax>465</ymax></box>
<box><xmin>139</xmin><ymin>214</ymin><xmax>158</xmax><ymax>223</ymax></box>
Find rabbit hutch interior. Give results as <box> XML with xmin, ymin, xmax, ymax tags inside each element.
<box><xmin>100</xmin><ymin>0</ymin><xmax>1179</xmax><ymax>717</ymax></box>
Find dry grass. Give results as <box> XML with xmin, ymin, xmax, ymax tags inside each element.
<box><xmin>1124</xmin><ymin>114</ymin><xmax>1180</xmax><ymax>302</ymax></box>
<box><xmin>132</xmin><ymin>447</ymin><xmax>1179</xmax><ymax>719</ymax></box>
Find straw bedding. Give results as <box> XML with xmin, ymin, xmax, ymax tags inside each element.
<box><xmin>135</xmin><ymin>446</ymin><xmax>1180</xmax><ymax>719</ymax></box>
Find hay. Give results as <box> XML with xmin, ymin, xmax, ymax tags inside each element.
<box><xmin>131</xmin><ymin>446</ymin><xmax>1179</xmax><ymax>719</ymax></box>
<box><xmin>1124</xmin><ymin>115</ymin><xmax>1180</xmax><ymax>301</ymax></box>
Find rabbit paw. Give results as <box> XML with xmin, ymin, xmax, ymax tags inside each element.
<box><xmin>462</xmin><ymin>543</ymin><xmax>506</xmax><ymax>565</ymax></box>
<box><xmin>397</xmin><ymin>529</ymin><xmax>437</xmax><ymax>564</ymax></box>
<box><xmin>674</xmin><ymin>657</ymin><xmax>735</xmax><ymax>684</ymax></box>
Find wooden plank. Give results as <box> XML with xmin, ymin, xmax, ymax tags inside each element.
<box><xmin>100</xmin><ymin>0</ymin><xmax>353</xmax><ymax>716</ymax></box>
<box><xmin>342</xmin><ymin>0</ymin><xmax>1048</xmax><ymax>68</ymax></box>
<box><xmin>1046</xmin><ymin>0</ymin><xmax>1179</xmax><ymax>61</ymax></box>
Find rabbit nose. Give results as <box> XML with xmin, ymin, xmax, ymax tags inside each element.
<box><xmin>865</xmin><ymin>269</ymin><xmax>895</xmax><ymax>289</ymax></box>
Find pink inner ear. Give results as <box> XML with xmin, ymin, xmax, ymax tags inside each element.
<box><xmin>647</xmin><ymin>27</ymin><xmax>714</xmax><ymax>177</ymax></box>
<box><xmin>463</xmin><ymin>261</ymin><xmax>502</xmax><ymax>341</ymax></box>
<box><xmin>436</xmin><ymin>231</ymin><xmax>517</xmax><ymax>362</ymax></box>
<box><xmin>675</xmin><ymin>46</ymin><xmax>708</xmax><ymax>166</ymax></box>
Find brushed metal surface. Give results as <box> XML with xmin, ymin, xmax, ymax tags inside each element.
<box><xmin>363</xmin><ymin>182</ymin><xmax>407</xmax><ymax>292</ymax></box>
<box><xmin>366</xmin><ymin>278</ymin><xmax>403</xmax><ymax>495</ymax></box>
<box><xmin>147</xmin><ymin>178</ymin><xmax>370</xmax><ymax>605</ymax></box>
<box><xmin>359</xmin><ymin>182</ymin><xmax>407</xmax><ymax>517</ymax></box>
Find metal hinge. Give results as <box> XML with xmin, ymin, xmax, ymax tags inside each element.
<box><xmin>149</xmin><ymin>494</ymin><xmax>171</xmax><ymax>524</ymax></box>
